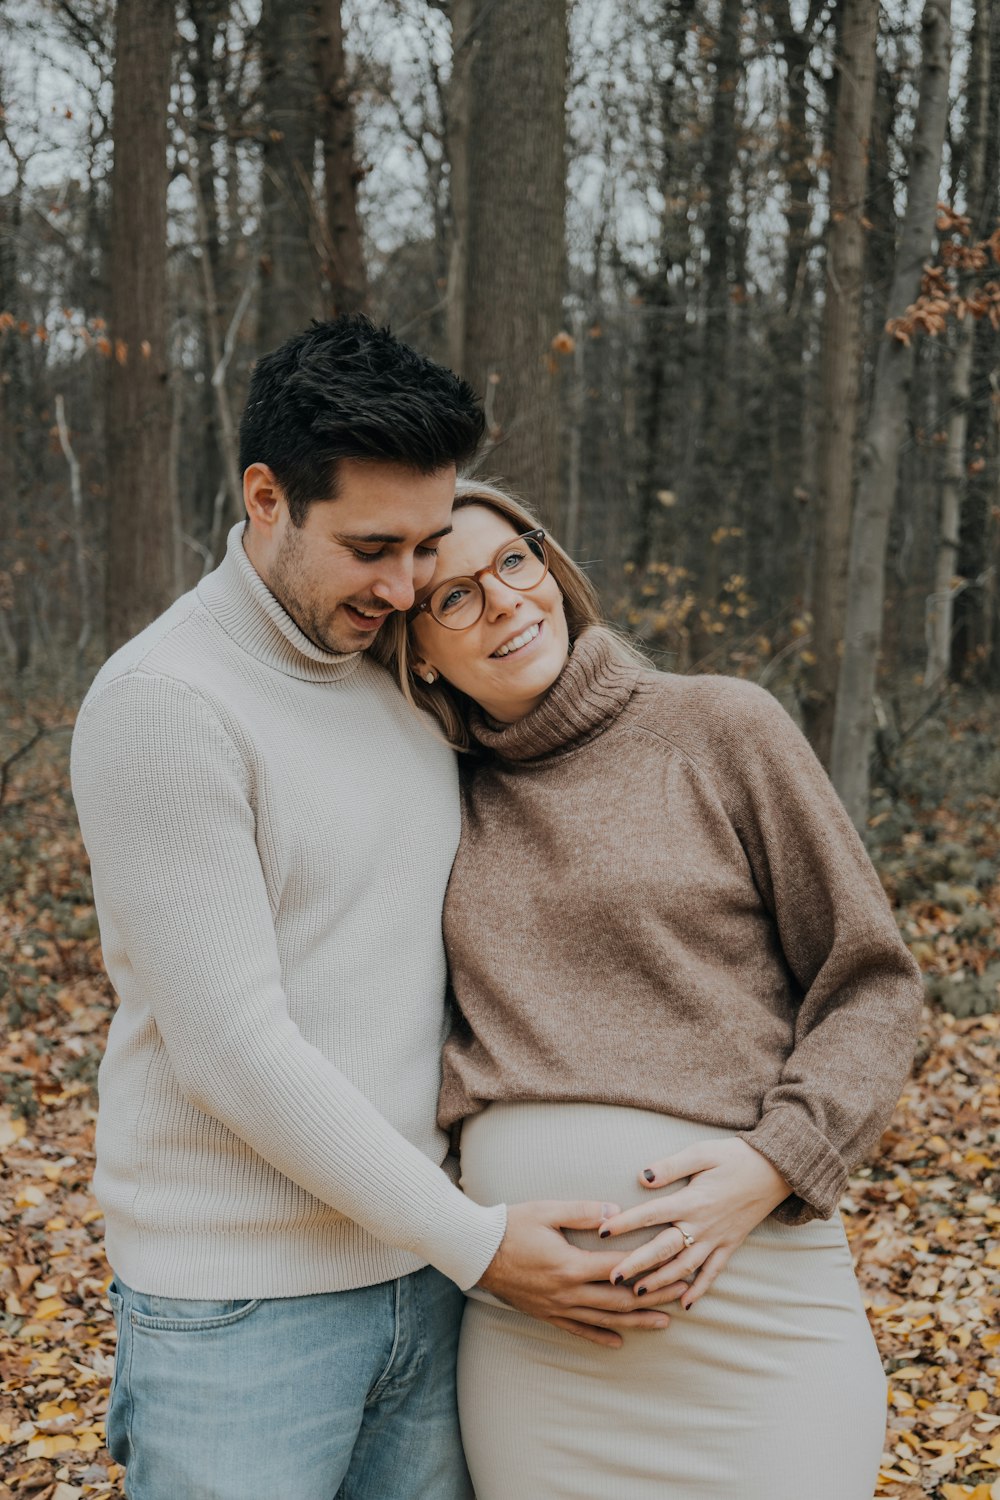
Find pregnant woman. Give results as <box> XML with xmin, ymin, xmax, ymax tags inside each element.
<box><xmin>377</xmin><ymin>479</ymin><xmax>923</xmax><ymax>1500</ymax></box>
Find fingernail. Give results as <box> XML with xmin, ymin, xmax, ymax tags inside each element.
<box><xmin>654</xmin><ymin>1316</ymin><xmax>670</xmax><ymax>1328</ymax></box>
<box><xmin>636</xmin><ymin>1285</ymin><xmax>647</xmax><ymax>1297</ymax></box>
<box><xmin>612</xmin><ymin>1274</ymin><xmax>624</xmax><ymax>1286</ymax></box>
<box><xmin>643</xmin><ymin>1169</ymin><xmax>655</xmax><ymax>1183</ymax></box>
<box><xmin>599</xmin><ymin>1227</ymin><xmax>610</xmax><ymax>1239</ymax></box>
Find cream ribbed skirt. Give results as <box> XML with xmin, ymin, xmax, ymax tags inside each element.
<box><xmin>457</xmin><ymin>1103</ymin><xmax>886</xmax><ymax>1500</ymax></box>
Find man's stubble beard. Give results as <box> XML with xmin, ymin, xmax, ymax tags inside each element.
<box><xmin>266</xmin><ymin>524</ymin><xmax>362</xmax><ymax>657</ymax></box>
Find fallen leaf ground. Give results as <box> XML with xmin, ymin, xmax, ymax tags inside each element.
<box><xmin>1</xmin><ymin>694</ymin><xmax>998</xmax><ymax>1499</ymax></box>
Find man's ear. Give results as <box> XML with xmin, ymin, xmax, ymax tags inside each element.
<box><xmin>244</xmin><ymin>463</ymin><xmax>286</xmax><ymax>528</ymax></box>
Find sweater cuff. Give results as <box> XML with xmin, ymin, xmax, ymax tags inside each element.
<box><xmin>737</xmin><ymin>1107</ymin><xmax>846</xmax><ymax>1223</ymax></box>
<box><xmin>423</xmin><ymin>1198</ymin><xmax>508</xmax><ymax>1291</ymax></box>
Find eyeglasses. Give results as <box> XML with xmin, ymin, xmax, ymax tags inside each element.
<box><xmin>411</xmin><ymin>529</ymin><xmax>549</xmax><ymax>630</ymax></box>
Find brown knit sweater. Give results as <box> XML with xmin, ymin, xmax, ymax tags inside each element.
<box><xmin>440</xmin><ymin>628</ymin><xmax>924</xmax><ymax>1225</ymax></box>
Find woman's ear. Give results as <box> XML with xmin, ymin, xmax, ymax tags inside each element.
<box><xmin>411</xmin><ymin>654</ymin><xmax>439</xmax><ymax>686</ymax></box>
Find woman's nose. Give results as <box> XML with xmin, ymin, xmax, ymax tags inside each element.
<box><xmin>481</xmin><ymin>575</ymin><xmax>520</xmax><ymax>619</ymax></box>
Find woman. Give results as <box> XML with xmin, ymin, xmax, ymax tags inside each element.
<box><xmin>377</xmin><ymin>480</ymin><xmax>923</xmax><ymax>1500</ymax></box>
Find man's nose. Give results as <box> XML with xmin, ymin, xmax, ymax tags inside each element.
<box><xmin>371</xmin><ymin>561</ymin><xmax>417</xmax><ymax>612</ymax></box>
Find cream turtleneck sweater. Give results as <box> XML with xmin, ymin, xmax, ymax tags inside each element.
<box><xmin>441</xmin><ymin>629</ymin><xmax>924</xmax><ymax>1224</ymax></box>
<box><xmin>71</xmin><ymin>523</ymin><xmax>507</xmax><ymax>1298</ymax></box>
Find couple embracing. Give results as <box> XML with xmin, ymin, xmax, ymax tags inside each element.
<box><xmin>72</xmin><ymin>316</ymin><xmax>923</xmax><ymax>1500</ymax></box>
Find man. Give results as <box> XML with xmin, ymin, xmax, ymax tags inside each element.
<box><xmin>72</xmin><ymin>317</ymin><xmax>664</xmax><ymax>1500</ymax></box>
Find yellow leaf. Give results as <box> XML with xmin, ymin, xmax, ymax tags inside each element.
<box><xmin>15</xmin><ymin>1184</ymin><xmax>47</xmax><ymax>1207</ymax></box>
<box><xmin>25</xmin><ymin>1434</ymin><xmax>75</xmax><ymax>1458</ymax></box>
<box><xmin>968</xmin><ymin>1391</ymin><xmax>989</xmax><ymax>1412</ymax></box>
<box><xmin>983</xmin><ymin>1249</ymin><xmax>1000</xmax><ymax>1269</ymax></box>
<box><xmin>0</xmin><ymin>1110</ymin><xmax>27</xmax><ymax>1148</ymax></box>
<box><xmin>36</xmin><ymin>1400</ymin><xmax>80</xmax><ymax>1420</ymax></box>
<box><xmin>74</xmin><ymin>1430</ymin><xmax>102</xmax><ymax>1452</ymax></box>
<box><xmin>35</xmin><ymin>1296</ymin><xmax>67</xmax><ymax>1319</ymax></box>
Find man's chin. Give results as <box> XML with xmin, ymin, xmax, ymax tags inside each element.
<box><xmin>317</xmin><ymin>618</ymin><xmax>386</xmax><ymax>656</ymax></box>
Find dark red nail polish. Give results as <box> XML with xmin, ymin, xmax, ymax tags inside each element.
<box><xmin>599</xmin><ymin>1227</ymin><xmax>610</xmax><ymax>1239</ymax></box>
<box><xmin>612</xmin><ymin>1274</ymin><xmax>624</xmax><ymax>1286</ymax></box>
<box><xmin>643</xmin><ymin>1169</ymin><xmax>655</xmax><ymax>1183</ymax></box>
<box><xmin>636</xmin><ymin>1286</ymin><xmax>647</xmax><ymax>1297</ymax></box>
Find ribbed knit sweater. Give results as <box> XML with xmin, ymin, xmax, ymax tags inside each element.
<box><xmin>71</xmin><ymin>523</ymin><xmax>507</xmax><ymax>1298</ymax></box>
<box><xmin>440</xmin><ymin>629</ymin><xmax>924</xmax><ymax>1224</ymax></box>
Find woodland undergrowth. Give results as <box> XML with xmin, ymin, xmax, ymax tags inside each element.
<box><xmin>0</xmin><ymin>689</ymin><xmax>997</xmax><ymax>1499</ymax></box>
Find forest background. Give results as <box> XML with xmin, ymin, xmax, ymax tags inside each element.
<box><xmin>1</xmin><ymin>1</ymin><xmax>999</xmax><ymax>1497</ymax></box>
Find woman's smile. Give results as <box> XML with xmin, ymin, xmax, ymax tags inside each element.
<box><xmin>490</xmin><ymin>621</ymin><xmax>543</xmax><ymax>659</ymax></box>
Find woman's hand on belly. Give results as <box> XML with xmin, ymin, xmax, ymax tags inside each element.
<box><xmin>597</xmin><ymin>1139</ymin><xmax>791</xmax><ymax>1309</ymax></box>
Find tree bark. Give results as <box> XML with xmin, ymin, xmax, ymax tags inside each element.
<box><xmin>443</xmin><ymin>0</ymin><xmax>474</xmax><ymax>376</ymax></box>
<box><xmin>768</xmin><ymin>0</ymin><xmax>824</xmax><ymax>603</ymax></box>
<box><xmin>831</xmin><ymin>0</ymin><xmax>951</xmax><ymax>830</ymax></box>
<box><xmin>456</xmin><ymin>0</ymin><xmax>568</xmax><ymax>524</ymax></box>
<box><xmin>258</xmin><ymin>0</ymin><xmax>323</xmax><ymax>352</ymax></box>
<box><xmin>691</xmin><ymin>0</ymin><xmax>742</xmax><ymax>567</ymax></box>
<box><xmin>925</xmin><ymin>0</ymin><xmax>990</xmax><ymax>689</ymax></box>
<box><xmin>801</xmin><ymin>0</ymin><xmax>879</xmax><ymax>766</ymax></box>
<box><xmin>631</xmin><ymin>0</ymin><xmax>697</xmax><ymax>571</ymax></box>
<box><xmin>313</xmin><ymin>0</ymin><xmax>367</xmax><ymax>316</ymax></box>
<box><xmin>105</xmin><ymin>0</ymin><xmax>176</xmax><ymax>653</ymax></box>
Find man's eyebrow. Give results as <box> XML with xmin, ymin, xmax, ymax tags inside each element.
<box><xmin>335</xmin><ymin>524</ymin><xmax>453</xmax><ymax>544</ymax></box>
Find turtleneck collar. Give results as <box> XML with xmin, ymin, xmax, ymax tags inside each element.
<box><xmin>468</xmin><ymin>627</ymin><xmax>642</xmax><ymax>764</ymax></box>
<box><xmin>197</xmin><ymin>523</ymin><xmax>363</xmax><ymax>683</ymax></box>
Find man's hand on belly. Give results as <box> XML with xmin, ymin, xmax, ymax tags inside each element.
<box><xmin>476</xmin><ymin>1200</ymin><xmax>674</xmax><ymax>1348</ymax></box>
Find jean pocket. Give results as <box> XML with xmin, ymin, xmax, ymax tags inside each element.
<box><xmin>128</xmin><ymin>1291</ymin><xmax>263</xmax><ymax>1332</ymax></box>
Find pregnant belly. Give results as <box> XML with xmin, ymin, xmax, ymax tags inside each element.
<box><xmin>459</xmin><ymin>1101</ymin><xmax>739</xmax><ymax>1255</ymax></box>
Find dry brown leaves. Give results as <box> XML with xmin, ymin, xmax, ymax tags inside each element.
<box><xmin>0</xmin><ymin>716</ymin><xmax>998</xmax><ymax>1498</ymax></box>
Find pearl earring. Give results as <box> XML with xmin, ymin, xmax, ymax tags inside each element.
<box><xmin>423</xmin><ymin>671</ymin><xmax>437</xmax><ymax>684</ymax></box>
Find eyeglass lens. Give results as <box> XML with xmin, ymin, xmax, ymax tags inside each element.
<box><xmin>430</xmin><ymin>534</ymin><xmax>546</xmax><ymax>629</ymax></box>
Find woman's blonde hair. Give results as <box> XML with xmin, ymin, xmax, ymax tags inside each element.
<box><xmin>372</xmin><ymin>476</ymin><xmax>648</xmax><ymax>750</ymax></box>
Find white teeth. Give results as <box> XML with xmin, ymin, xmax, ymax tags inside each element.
<box><xmin>493</xmin><ymin>623</ymin><xmax>540</xmax><ymax>658</ymax></box>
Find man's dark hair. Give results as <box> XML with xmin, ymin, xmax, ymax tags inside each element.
<box><xmin>238</xmin><ymin>315</ymin><xmax>485</xmax><ymax>524</ymax></box>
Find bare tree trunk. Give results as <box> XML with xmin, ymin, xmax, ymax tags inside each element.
<box><xmin>186</xmin><ymin>0</ymin><xmax>228</xmax><ymax>548</ymax></box>
<box><xmin>769</xmin><ymin>0</ymin><xmax>824</xmax><ymax>602</ymax></box>
<box><xmin>692</xmin><ymin>0</ymin><xmax>741</xmax><ymax>552</ymax></box>
<box><xmin>55</xmin><ymin>395</ymin><xmax>93</xmax><ymax>677</ymax></box>
<box><xmin>831</xmin><ymin>0</ymin><xmax>951</xmax><ymax>829</ymax></box>
<box><xmin>457</xmin><ymin>0</ymin><xmax>568</xmax><ymax>524</ymax></box>
<box><xmin>442</xmin><ymin>0</ymin><xmax>474</xmax><ymax>376</ymax></box>
<box><xmin>314</xmin><ymin>0</ymin><xmax>367</xmax><ymax>316</ymax></box>
<box><xmin>631</xmin><ymin>0</ymin><xmax>697</xmax><ymax>571</ymax></box>
<box><xmin>801</xmin><ymin>0</ymin><xmax>879</xmax><ymax>766</ymax></box>
<box><xmin>925</xmin><ymin>0</ymin><xmax>991</xmax><ymax>689</ymax></box>
<box><xmin>259</xmin><ymin>0</ymin><xmax>322</xmax><ymax>352</ymax></box>
<box><xmin>105</xmin><ymin>0</ymin><xmax>176</xmax><ymax>653</ymax></box>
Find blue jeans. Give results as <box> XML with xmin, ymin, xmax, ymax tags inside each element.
<box><xmin>106</xmin><ymin>1267</ymin><xmax>473</xmax><ymax>1500</ymax></box>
